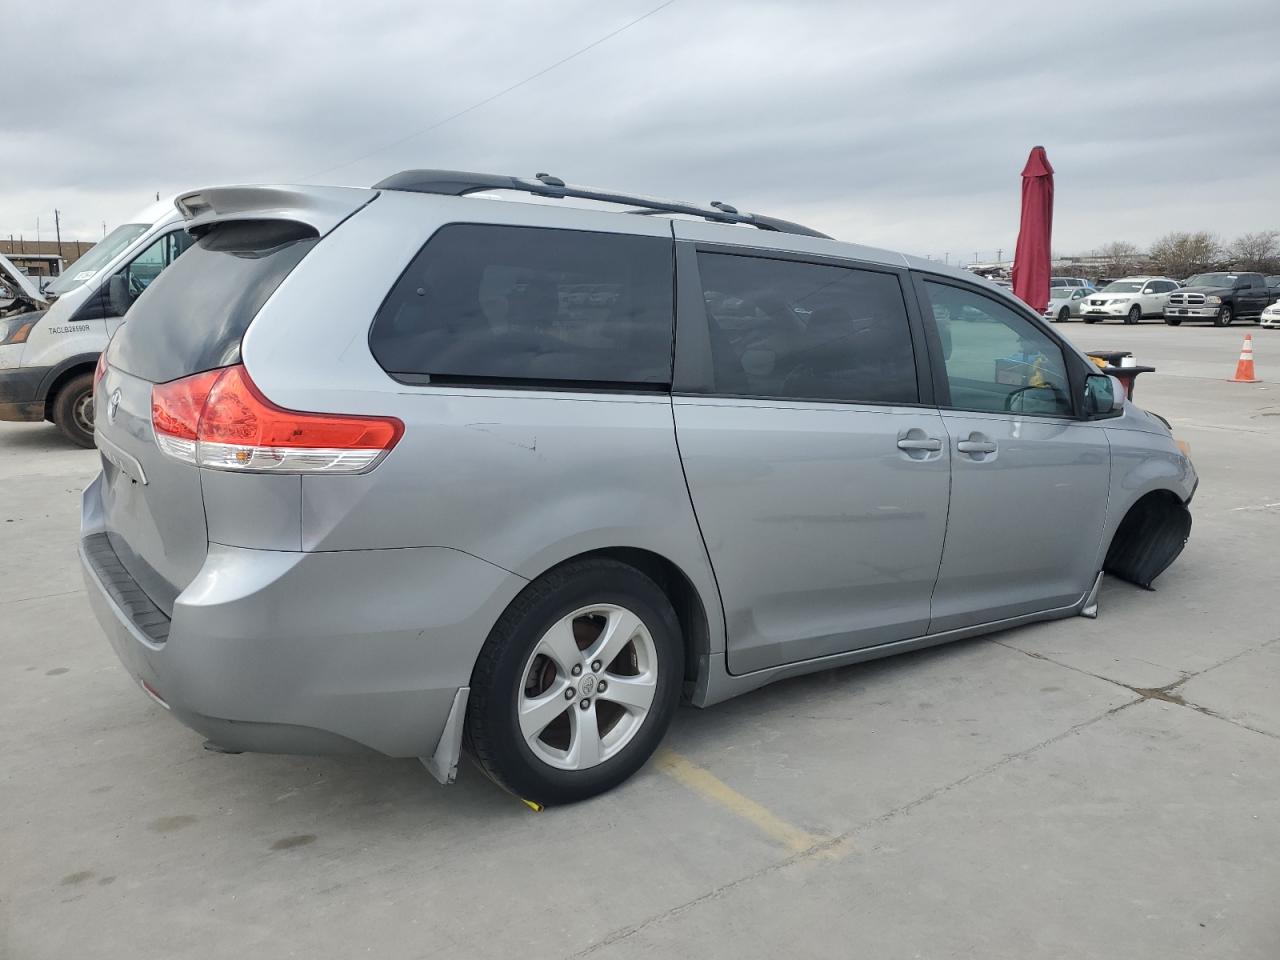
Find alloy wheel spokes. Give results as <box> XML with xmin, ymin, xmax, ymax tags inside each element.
<box><xmin>595</xmin><ymin>672</ymin><xmax>656</xmax><ymax>713</ymax></box>
<box><xmin>519</xmin><ymin>678</ymin><xmax>573</xmax><ymax>742</ymax></box>
<box><xmin>588</xmin><ymin>607</ymin><xmax>643</xmax><ymax>673</ymax></box>
<box><xmin>568</xmin><ymin>703</ymin><xmax>602</xmax><ymax>768</ymax></box>
<box><xmin>518</xmin><ymin>603</ymin><xmax>658</xmax><ymax>771</ymax></box>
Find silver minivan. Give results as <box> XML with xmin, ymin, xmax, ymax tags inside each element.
<box><xmin>82</xmin><ymin>172</ymin><xmax>1196</xmax><ymax>805</ymax></box>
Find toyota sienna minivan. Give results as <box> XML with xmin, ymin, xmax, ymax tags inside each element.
<box><xmin>82</xmin><ymin>171</ymin><xmax>1196</xmax><ymax>805</ymax></box>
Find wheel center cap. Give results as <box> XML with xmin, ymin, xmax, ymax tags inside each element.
<box><xmin>579</xmin><ymin>674</ymin><xmax>596</xmax><ymax>696</ymax></box>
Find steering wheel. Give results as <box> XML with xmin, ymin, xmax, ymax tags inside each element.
<box><xmin>1003</xmin><ymin>382</ymin><xmax>1066</xmax><ymax>413</ymax></box>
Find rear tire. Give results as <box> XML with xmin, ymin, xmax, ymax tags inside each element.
<box><xmin>465</xmin><ymin>558</ymin><xmax>683</xmax><ymax>806</ymax></box>
<box><xmin>52</xmin><ymin>373</ymin><xmax>95</xmax><ymax>448</ymax></box>
<box><xmin>1082</xmin><ymin>317</ymin><xmax>1098</xmax><ymax>324</ymax></box>
<box><xmin>1164</xmin><ymin>317</ymin><xmax>1182</xmax><ymax>326</ymax></box>
<box><xmin>1056</xmin><ymin>307</ymin><xmax>1070</xmax><ymax>323</ymax></box>
<box><xmin>1214</xmin><ymin>305</ymin><xmax>1233</xmax><ymax>327</ymax></box>
<box><xmin>1125</xmin><ymin>305</ymin><xmax>1141</xmax><ymax>325</ymax></box>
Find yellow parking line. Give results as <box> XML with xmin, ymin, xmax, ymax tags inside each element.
<box><xmin>654</xmin><ymin>748</ymin><xmax>821</xmax><ymax>853</ymax></box>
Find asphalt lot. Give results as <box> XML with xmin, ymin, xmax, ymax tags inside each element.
<box><xmin>2</xmin><ymin>322</ymin><xmax>1278</xmax><ymax>959</ymax></box>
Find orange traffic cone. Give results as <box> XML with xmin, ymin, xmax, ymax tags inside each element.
<box><xmin>1229</xmin><ymin>334</ymin><xmax>1260</xmax><ymax>383</ymax></box>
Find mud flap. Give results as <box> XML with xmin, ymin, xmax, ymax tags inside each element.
<box><xmin>1104</xmin><ymin>499</ymin><xmax>1192</xmax><ymax>590</ymax></box>
<box><xmin>421</xmin><ymin>687</ymin><xmax>469</xmax><ymax>785</ymax></box>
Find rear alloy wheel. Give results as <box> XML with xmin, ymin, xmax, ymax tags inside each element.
<box><xmin>1214</xmin><ymin>305</ymin><xmax>1233</xmax><ymax>327</ymax></box>
<box><xmin>466</xmin><ymin>558</ymin><xmax>682</xmax><ymax>805</ymax></box>
<box><xmin>52</xmin><ymin>372</ymin><xmax>95</xmax><ymax>448</ymax></box>
<box><xmin>1125</xmin><ymin>305</ymin><xmax>1141</xmax><ymax>325</ymax></box>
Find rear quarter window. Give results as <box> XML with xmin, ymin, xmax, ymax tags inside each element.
<box><xmin>109</xmin><ymin>220</ymin><xmax>318</xmax><ymax>384</ymax></box>
<box><xmin>369</xmin><ymin>224</ymin><xmax>674</xmax><ymax>388</ymax></box>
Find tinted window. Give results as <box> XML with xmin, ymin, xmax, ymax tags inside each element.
<box><xmin>110</xmin><ymin>220</ymin><xmax>317</xmax><ymax>383</ymax></box>
<box><xmin>369</xmin><ymin>225</ymin><xmax>673</xmax><ymax>387</ymax></box>
<box><xmin>922</xmin><ymin>281</ymin><xmax>1072</xmax><ymax>416</ymax></box>
<box><xmin>696</xmin><ymin>253</ymin><xmax>917</xmax><ymax>404</ymax></box>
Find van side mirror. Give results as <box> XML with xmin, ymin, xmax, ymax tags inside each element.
<box><xmin>1083</xmin><ymin>373</ymin><xmax>1124</xmax><ymax>418</ymax></box>
<box><xmin>107</xmin><ymin>272</ymin><xmax>133</xmax><ymax>316</ymax></box>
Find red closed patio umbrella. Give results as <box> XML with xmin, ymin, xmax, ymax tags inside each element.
<box><xmin>1011</xmin><ymin>146</ymin><xmax>1054</xmax><ymax>315</ymax></box>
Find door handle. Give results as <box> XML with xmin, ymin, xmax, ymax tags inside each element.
<box><xmin>897</xmin><ymin>438</ymin><xmax>942</xmax><ymax>452</ymax></box>
<box><xmin>957</xmin><ymin>439</ymin><xmax>998</xmax><ymax>454</ymax></box>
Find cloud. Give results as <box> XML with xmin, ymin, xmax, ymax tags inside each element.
<box><xmin>3</xmin><ymin>0</ymin><xmax>1277</xmax><ymax>261</ymax></box>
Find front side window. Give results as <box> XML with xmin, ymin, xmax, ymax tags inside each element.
<box><xmin>370</xmin><ymin>225</ymin><xmax>674</xmax><ymax>387</ymax></box>
<box><xmin>112</xmin><ymin>231</ymin><xmax>195</xmax><ymax>310</ymax></box>
<box><xmin>695</xmin><ymin>253</ymin><xmax>918</xmax><ymax>404</ymax></box>
<box><xmin>921</xmin><ymin>281</ymin><xmax>1072</xmax><ymax>416</ymax></box>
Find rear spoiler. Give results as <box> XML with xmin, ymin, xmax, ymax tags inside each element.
<box><xmin>175</xmin><ymin>185</ymin><xmax>377</xmax><ymax>237</ymax></box>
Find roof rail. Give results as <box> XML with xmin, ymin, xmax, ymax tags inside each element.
<box><xmin>371</xmin><ymin>169</ymin><xmax>831</xmax><ymax>239</ymax></box>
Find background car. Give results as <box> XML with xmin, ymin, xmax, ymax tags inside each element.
<box><xmin>1266</xmin><ymin>275</ymin><xmax>1280</xmax><ymax>303</ymax></box>
<box><xmin>1165</xmin><ymin>272</ymin><xmax>1271</xmax><ymax>326</ymax></box>
<box><xmin>1050</xmin><ymin>276</ymin><xmax>1091</xmax><ymax>289</ymax></box>
<box><xmin>1044</xmin><ymin>285</ymin><xmax>1094</xmax><ymax>322</ymax></box>
<box><xmin>1081</xmin><ymin>277</ymin><xmax>1179</xmax><ymax>324</ymax></box>
<box><xmin>1260</xmin><ymin>300</ymin><xmax>1280</xmax><ymax>329</ymax></box>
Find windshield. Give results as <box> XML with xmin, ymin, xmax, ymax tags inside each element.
<box><xmin>45</xmin><ymin>223</ymin><xmax>149</xmax><ymax>296</ymax></box>
<box><xmin>1184</xmin><ymin>273</ymin><xmax>1236</xmax><ymax>288</ymax></box>
<box><xmin>1102</xmin><ymin>281</ymin><xmax>1143</xmax><ymax>293</ymax></box>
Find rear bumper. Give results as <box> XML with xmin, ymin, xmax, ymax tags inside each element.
<box><xmin>80</xmin><ymin>473</ymin><xmax>524</xmax><ymax>759</ymax></box>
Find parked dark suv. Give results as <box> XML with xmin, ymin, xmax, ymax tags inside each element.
<box><xmin>1164</xmin><ymin>272</ymin><xmax>1272</xmax><ymax>326</ymax></box>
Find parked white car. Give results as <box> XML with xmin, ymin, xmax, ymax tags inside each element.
<box><xmin>1080</xmin><ymin>277</ymin><xmax>1179</xmax><ymax>324</ymax></box>
<box><xmin>1050</xmin><ymin>276</ymin><xmax>1091</xmax><ymax>289</ymax></box>
<box><xmin>1261</xmin><ymin>301</ymin><xmax>1280</xmax><ymax>329</ymax></box>
<box><xmin>1044</xmin><ymin>286</ymin><xmax>1094</xmax><ymax>322</ymax></box>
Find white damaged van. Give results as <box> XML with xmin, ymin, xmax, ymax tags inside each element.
<box><xmin>0</xmin><ymin>198</ymin><xmax>191</xmax><ymax>446</ymax></box>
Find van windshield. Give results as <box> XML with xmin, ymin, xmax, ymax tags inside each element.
<box><xmin>45</xmin><ymin>223</ymin><xmax>149</xmax><ymax>297</ymax></box>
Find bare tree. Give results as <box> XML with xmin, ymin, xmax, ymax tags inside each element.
<box><xmin>1148</xmin><ymin>231</ymin><xmax>1221</xmax><ymax>278</ymax></box>
<box><xmin>1228</xmin><ymin>231</ymin><xmax>1280</xmax><ymax>273</ymax></box>
<box><xmin>1099</xmin><ymin>241</ymin><xmax>1141</xmax><ymax>277</ymax></box>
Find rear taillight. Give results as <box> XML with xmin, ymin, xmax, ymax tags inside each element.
<box><xmin>93</xmin><ymin>351</ymin><xmax>108</xmax><ymax>396</ymax></box>
<box><xmin>150</xmin><ymin>365</ymin><xmax>403</xmax><ymax>474</ymax></box>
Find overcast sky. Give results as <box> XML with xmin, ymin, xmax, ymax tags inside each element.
<box><xmin>4</xmin><ymin>0</ymin><xmax>1277</xmax><ymax>263</ymax></box>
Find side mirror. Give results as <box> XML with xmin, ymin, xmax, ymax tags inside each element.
<box><xmin>106</xmin><ymin>272</ymin><xmax>132</xmax><ymax>317</ymax></box>
<box><xmin>1083</xmin><ymin>373</ymin><xmax>1125</xmax><ymax>418</ymax></box>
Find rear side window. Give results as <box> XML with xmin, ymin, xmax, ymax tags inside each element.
<box><xmin>110</xmin><ymin>221</ymin><xmax>317</xmax><ymax>383</ymax></box>
<box><xmin>696</xmin><ymin>252</ymin><xmax>918</xmax><ymax>404</ymax></box>
<box><xmin>369</xmin><ymin>224</ymin><xmax>674</xmax><ymax>388</ymax></box>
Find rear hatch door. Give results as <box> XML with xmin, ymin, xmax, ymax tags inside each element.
<box><xmin>91</xmin><ymin>194</ymin><xmax>368</xmax><ymax>613</ymax></box>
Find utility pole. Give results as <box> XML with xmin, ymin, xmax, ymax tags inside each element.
<box><xmin>974</xmin><ymin>252</ymin><xmax>979</xmax><ymax>265</ymax></box>
<box><xmin>54</xmin><ymin>209</ymin><xmax>63</xmax><ymax>258</ymax></box>
<box><xmin>944</xmin><ymin>252</ymin><xmax>950</xmax><ymax>265</ymax></box>
<box><xmin>996</xmin><ymin>247</ymin><xmax>1002</xmax><ymax>264</ymax></box>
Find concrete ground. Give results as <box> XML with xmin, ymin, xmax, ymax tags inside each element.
<box><xmin>2</xmin><ymin>322</ymin><xmax>1277</xmax><ymax>959</ymax></box>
